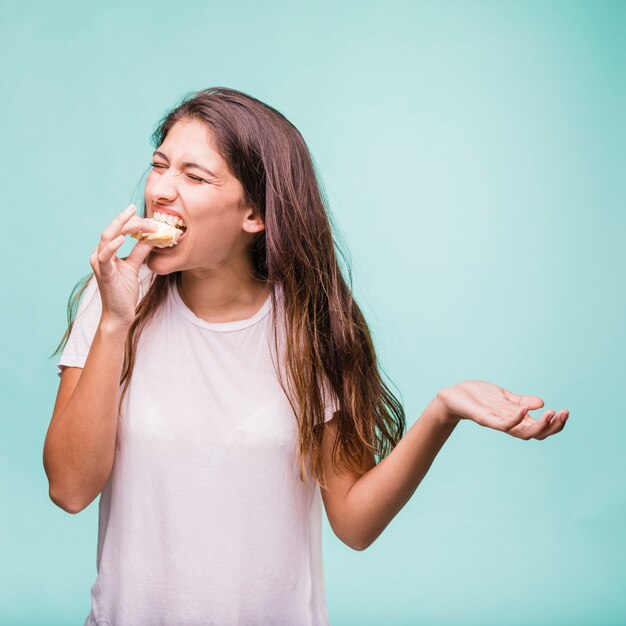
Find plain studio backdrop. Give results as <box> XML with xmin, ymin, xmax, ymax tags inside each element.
<box><xmin>1</xmin><ymin>1</ymin><xmax>624</xmax><ymax>625</ymax></box>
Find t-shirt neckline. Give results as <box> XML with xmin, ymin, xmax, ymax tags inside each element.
<box><xmin>170</xmin><ymin>278</ymin><xmax>273</xmax><ymax>332</ymax></box>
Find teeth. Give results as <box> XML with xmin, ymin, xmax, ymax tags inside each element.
<box><xmin>153</xmin><ymin>210</ymin><xmax>186</xmax><ymax>229</ymax></box>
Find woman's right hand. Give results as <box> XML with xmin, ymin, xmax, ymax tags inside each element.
<box><xmin>90</xmin><ymin>204</ymin><xmax>158</xmax><ymax>330</ymax></box>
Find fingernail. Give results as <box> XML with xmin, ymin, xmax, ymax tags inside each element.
<box><xmin>126</xmin><ymin>204</ymin><xmax>136</xmax><ymax>213</ymax></box>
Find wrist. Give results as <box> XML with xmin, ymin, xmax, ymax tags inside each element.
<box><xmin>98</xmin><ymin>317</ymin><xmax>132</xmax><ymax>337</ymax></box>
<box><xmin>429</xmin><ymin>390</ymin><xmax>461</xmax><ymax>428</ymax></box>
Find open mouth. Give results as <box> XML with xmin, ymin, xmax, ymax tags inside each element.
<box><xmin>152</xmin><ymin>210</ymin><xmax>187</xmax><ymax>231</ymax></box>
<box><xmin>150</xmin><ymin>210</ymin><xmax>187</xmax><ymax>248</ymax></box>
<box><xmin>132</xmin><ymin>219</ymin><xmax>188</xmax><ymax>252</ymax></box>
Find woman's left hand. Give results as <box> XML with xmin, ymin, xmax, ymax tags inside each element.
<box><xmin>437</xmin><ymin>380</ymin><xmax>569</xmax><ymax>440</ymax></box>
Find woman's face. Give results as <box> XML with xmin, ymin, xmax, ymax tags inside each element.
<box><xmin>144</xmin><ymin>117</ymin><xmax>263</xmax><ymax>275</ymax></box>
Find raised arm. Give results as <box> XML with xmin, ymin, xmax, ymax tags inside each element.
<box><xmin>44</xmin><ymin>205</ymin><xmax>157</xmax><ymax>513</ymax></box>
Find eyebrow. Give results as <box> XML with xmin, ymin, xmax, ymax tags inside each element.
<box><xmin>152</xmin><ymin>151</ymin><xmax>218</xmax><ymax>179</ymax></box>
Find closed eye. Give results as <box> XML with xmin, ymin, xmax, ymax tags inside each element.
<box><xmin>150</xmin><ymin>162</ymin><xmax>207</xmax><ymax>183</ymax></box>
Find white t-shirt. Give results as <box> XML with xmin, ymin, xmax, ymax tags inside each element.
<box><xmin>56</xmin><ymin>263</ymin><xmax>337</xmax><ymax>626</ymax></box>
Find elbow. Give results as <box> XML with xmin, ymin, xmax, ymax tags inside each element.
<box><xmin>335</xmin><ymin>529</ymin><xmax>374</xmax><ymax>552</ymax></box>
<box><xmin>50</xmin><ymin>497</ymin><xmax>81</xmax><ymax>515</ymax></box>
<box><xmin>350</xmin><ymin>535</ymin><xmax>376</xmax><ymax>551</ymax></box>
<box><xmin>44</xmin><ymin>462</ymin><xmax>81</xmax><ymax>514</ymax></box>
<box><xmin>348</xmin><ymin>526</ymin><xmax>386</xmax><ymax>551</ymax></box>
<box><xmin>338</xmin><ymin>536</ymin><xmax>365</xmax><ymax>551</ymax></box>
<box><xmin>49</xmin><ymin>488</ymin><xmax>86</xmax><ymax>515</ymax></box>
<box><xmin>330</xmin><ymin>516</ymin><xmax>378</xmax><ymax>552</ymax></box>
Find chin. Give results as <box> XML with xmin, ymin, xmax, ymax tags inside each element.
<box><xmin>146</xmin><ymin>253</ymin><xmax>179</xmax><ymax>275</ymax></box>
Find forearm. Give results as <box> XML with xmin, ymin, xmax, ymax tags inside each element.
<box><xmin>344</xmin><ymin>394</ymin><xmax>459</xmax><ymax>550</ymax></box>
<box><xmin>44</xmin><ymin>320</ymin><xmax>128</xmax><ymax>513</ymax></box>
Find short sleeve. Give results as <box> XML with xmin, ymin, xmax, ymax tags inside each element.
<box><xmin>56</xmin><ymin>274</ymin><xmax>102</xmax><ymax>378</ymax></box>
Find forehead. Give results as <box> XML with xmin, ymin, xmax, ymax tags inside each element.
<box><xmin>158</xmin><ymin>118</ymin><xmax>226</xmax><ymax>170</ymax></box>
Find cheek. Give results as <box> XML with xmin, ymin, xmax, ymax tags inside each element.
<box><xmin>144</xmin><ymin>171</ymin><xmax>158</xmax><ymax>193</ymax></box>
<box><xmin>195</xmin><ymin>198</ymin><xmax>238</xmax><ymax>224</ymax></box>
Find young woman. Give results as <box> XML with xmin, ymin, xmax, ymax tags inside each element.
<box><xmin>45</xmin><ymin>87</ymin><xmax>570</xmax><ymax>626</ymax></box>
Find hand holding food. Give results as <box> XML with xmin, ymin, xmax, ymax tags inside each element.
<box><xmin>89</xmin><ymin>204</ymin><xmax>159</xmax><ymax>330</ymax></box>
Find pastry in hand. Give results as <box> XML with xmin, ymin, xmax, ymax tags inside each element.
<box><xmin>131</xmin><ymin>218</ymin><xmax>184</xmax><ymax>248</ymax></box>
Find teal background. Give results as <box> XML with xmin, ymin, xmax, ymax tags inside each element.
<box><xmin>1</xmin><ymin>0</ymin><xmax>624</xmax><ymax>624</ymax></box>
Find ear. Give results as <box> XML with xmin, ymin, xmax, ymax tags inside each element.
<box><xmin>241</xmin><ymin>207</ymin><xmax>265</xmax><ymax>234</ymax></box>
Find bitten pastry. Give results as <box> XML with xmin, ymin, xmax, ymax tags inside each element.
<box><xmin>131</xmin><ymin>218</ymin><xmax>183</xmax><ymax>248</ymax></box>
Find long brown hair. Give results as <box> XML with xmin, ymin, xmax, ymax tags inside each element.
<box><xmin>51</xmin><ymin>87</ymin><xmax>405</xmax><ymax>489</ymax></box>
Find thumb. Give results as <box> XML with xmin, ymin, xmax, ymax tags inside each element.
<box><xmin>125</xmin><ymin>240</ymin><xmax>154</xmax><ymax>272</ymax></box>
<box><xmin>504</xmin><ymin>389</ymin><xmax>545</xmax><ymax>410</ymax></box>
<box><xmin>521</xmin><ymin>395</ymin><xmax>545</xmax><ymax>410</ymax></box>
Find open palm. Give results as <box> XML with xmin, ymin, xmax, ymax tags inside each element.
<box><xmin>438</xmin><ymin>380</ymin><xmax>570</xmax><ymax>440</ymax></box>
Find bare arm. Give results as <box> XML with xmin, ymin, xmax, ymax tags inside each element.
<box><xmin>43</xmin><ymin>320</ymin><xmax>129</xmax><ymax>514</ymax></box>
<box><xmin>44</xmin><ymin>207</ymin><xmax>158</xmax><ymax>514</ymax></box>
<box><xmin>324</xmin><ymin>381</ymin><xmax>568</xmax><ymax>551</ymax></box>
<box><xmin>326</xmin><ymin>395</ymin><xmax>458</xmax><ymax>551</ymax></box>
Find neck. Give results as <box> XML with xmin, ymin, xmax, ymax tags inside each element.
<box><xmin>176</xmin><ymin>258</ymin><xmax>271</xmax><ymax>324</ymax></box>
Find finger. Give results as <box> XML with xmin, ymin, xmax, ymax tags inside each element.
<box><xmin>90</xmin><ymin>245</ymin><xmax>105</xmax><ymax>279</ymax></box>
<box><xmin>502</xmin><ymin>388</ymin><xmax>545</xmax><ymax>411</ymax></box>
<box><xmin>124</xmin><ymin>239</ymin><xmax>155</xmax><ymax>272</ymax></box>
<box><xmin>501</xmin><ymin>404</ymin><xmax>531</xmax><ymax>431</ymax></box>
<box><xmin>98</xmin><ymin>204</ymin><xmax>139</xmax><ymax>253</ymax></box>
<box><xmin>90</xmin><ymin>246</ymin><xmax>99</xmax><ymax>270</ymax></box>
<box><xmin>119</xmin><ymin>215</ymin><xmax>159</xmax><ymax>237</ymax></box>
<box><xmin>535</xmin><ymin>410</ymin><xmax>569</xmax><ymax>440</ymax></box>
<box><xmin>533</xmin><ymin>419</ymin><xmax>563</xmax><ymax>440</ymax></box>
<box><xmin>525</xmin><ymin>409</ymin><xmax>557</xmax><ymax>439</ymax></box>
<box><xmin>98</xmin><ymin>234</ymin><xmax>126</xmax><ymax>278</ymax></box>
<box><xmin>516</xmin><ymin>408</ymin><xmax>564</xmax><ymax>440</ymax></box>
<box><xmin>479</xmin><ymin>404</ymin><xmax>528</xmax><ymax>432</ymax></box>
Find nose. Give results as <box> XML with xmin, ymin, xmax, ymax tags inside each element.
<box><xmin>147</xmin><ymin>168</ymin><xmax>179</xmax><ymax>203</ymax></box>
